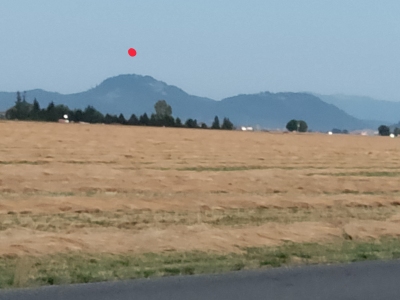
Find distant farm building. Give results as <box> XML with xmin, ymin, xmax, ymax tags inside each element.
<box><xmin>349</xmin><ymin>129</ymin><xmax>377</xmax><ymax>136</ymax></box>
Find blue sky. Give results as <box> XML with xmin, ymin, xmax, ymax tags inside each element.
<box><xmin>1</xmin><ymin>0</ymin><xmax>400</xmax><ymax>101</ymax></box>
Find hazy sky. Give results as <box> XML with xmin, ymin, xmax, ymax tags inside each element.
<box><xmin>1</xmin><ymin>0</ymin><xmax>400</xmax><ymax>101</ymax></box>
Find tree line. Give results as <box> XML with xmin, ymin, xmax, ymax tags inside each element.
<box><xmin>378</xmin><ymin>125</ymin><xmax>400</xmax><ymax>136</ymax></box>
<box><xmin>5</xmin><ymin>92</ymin><xmax>234</xmax><ymax>130</ymax></box>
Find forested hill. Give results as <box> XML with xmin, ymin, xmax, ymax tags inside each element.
<box><xmin>0</xmin><ymin>74</ymin><xmax>374</xmax><ymax>131</ymax></box>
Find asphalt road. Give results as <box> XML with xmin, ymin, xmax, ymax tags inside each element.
<box><xmin>2</xmin><ymin>260</ymin><xmax>400</xmax><ymax>300</ymax></box>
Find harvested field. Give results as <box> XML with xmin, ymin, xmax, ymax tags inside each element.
<box><xmin>1</xmin><ymin>121</ymin><xmax>400</xmax><ymax>287</ymax></box>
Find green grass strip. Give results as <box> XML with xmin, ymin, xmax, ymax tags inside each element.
<box><xmin>2</xmin><ymin>238</ymin><xmax>400</xmax><ymax>289</ymax></box>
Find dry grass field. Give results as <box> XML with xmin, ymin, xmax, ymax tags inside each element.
<box><xmin>1</xmin><ymin>120</ymin><xmax>400</xmax><ymax>287</ymax></box>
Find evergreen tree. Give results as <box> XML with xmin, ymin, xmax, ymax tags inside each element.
<box><xmin>221</xmin><ymin>117</ymin><xmax>234</xmax><ymax>130</ymax></box>
<box><xmin>82</xmin><ymin>106</ymin><xmax>104</xmax><ymax>123</ymax></box>
<box><xmin>14</xmin><ymin>91</ymin><xmax>22</xmax><ymax>117</ymax></box>
<box><xmin>104</xmin><ymin>114</ymin><xmax>119</xmax><ymax>124</ymax></box>
<box><xmin>104</xmin><ymin>114</ymin><xmax>113</xmax><ymax>124</ymax></box>
<box><xmin>128</xmin><ymin>114</ymin><xmax>139</xmax><ymax>125</ymax></box>
<box><xmin>30</xmin><ymin>98</ymin><xmax>40</xmax><ymax>120</ymax></box>
<box><xmin>211</xmin><ymin>116</ymin><xmax>220</xmax><ymax>129</ymax></box>
<box><xmin>118</xmin><ymin>113</ymin><xmax>127</xmax><ymax>125</ymax></box>
<box><xmin>150</xmin><ymin>113</ymin><xmax>159</xmax><ymax>126</ymax></box>
<box><xmin>175</xmin><ymin>117</ymin><xmax>182</xmax><ymax>127</ymax></box>
<box><xmin>139</xmin><ymin>113</ymin><xmax>150</xmax><ymax>126</ymax></box>
<box><xmin>16</xmin><ymin>91</ymin><xmax>22</xmax><ymax>104</ymax></box>
<box><xmin>185</xmin><ymin>118</ymin><xmax>198</xmax><ymax>128</ymax></box>
<box><xmin>163</xmin><ymin>115</ymin><xmax>175</xmax><ymax>127</ymax></box>
<box><xmin>72</xmin><ymin>109</ymin><xmax>84</xmax><ymax>122</ymax></box>
<box><xmin>11</xmin><ymin>91</ymin><xmax>31</xmax><ymax>120</ymax></box>
<box><xmin>5</xmin><ymin>92</ymin><xmax>21</xmax><ymax>119</ymax></box>
<box><xmin>46</xmin><ymin>101</ymin><xmax>58</xmax><ymax>122</ymax></box>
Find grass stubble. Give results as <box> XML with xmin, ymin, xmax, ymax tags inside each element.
<box><xmin>0</xmin><ymin>205</ymin><xmax>399</xmax><ymax>232</ymax></box>
<box><xmin>1</xmin><ymin>203</ymin><xmax>400</xmax><ymax>289</ymax></box>
<box><xmin>1</xmin><ymin>122</ymin><xmax>400</xmax><ymax>289</ymax></box>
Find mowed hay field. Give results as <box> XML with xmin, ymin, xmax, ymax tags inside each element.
<box><xmin>1</xmin><ymin>121</ymin><xmax>400</xmax><ymax>287</ymax></box>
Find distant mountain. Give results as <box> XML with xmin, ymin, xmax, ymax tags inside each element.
<box><xmin>0</xmin><ymin>74</ymin><xmax>375</xmax><ymax>131</ymax></box>
<box><xmin>316</xmin><ymin>94</ymin><xmax>400</xmax><ymax>125</ymax></box>
<box><xmin>216</xmin><ymin>92</ymin><xmax>369</xmax><ymax>131</ymax></box>
<box><xmin>0</xmin><ymin>75</ymin><xmax>217</xmax><ymax>122</ymax></box>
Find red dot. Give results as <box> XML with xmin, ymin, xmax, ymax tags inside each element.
<box><xmin>128</xmin><ymin>48</ymin><xmax>137</xmax><ymax>57</ymax></box>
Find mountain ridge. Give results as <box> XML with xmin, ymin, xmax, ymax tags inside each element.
<box><xmin>0</xmin><ymin>74</ymin><xmax>382</xmax><ymax>131</ymax></box>
<box><xmin>315</xmin><ymin>93</ymin><xmax>400</xmax><ymax>124</ymax></box>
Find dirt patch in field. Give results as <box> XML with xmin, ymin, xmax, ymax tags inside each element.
<box><xmin>0</xmin><ymin>222</ymin><xmax>344</xmax><ymax>257</ymax></box>
<box><xmin>343</xmin><ymin>220</ymin><xmax>400</xmax><ymax>240</ymax></box>
<box><xmin>0</xmin><ymin>193</ymin><xmax>400</xmax><ymax>215</ymax></box>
